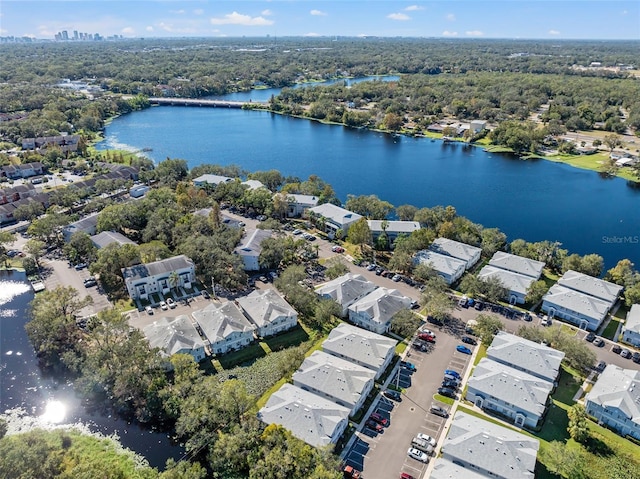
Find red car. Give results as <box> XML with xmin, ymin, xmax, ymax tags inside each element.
<box><xmin>418</xmin><ymin>332</ymin><xmax>436</xmax><ymax>342</ymax></box>
<box><xmin>400</xmin><ymin>473</ymin><xmax>415</xmax><ymax>479</ymax></box>
<box><xmin>365</xmin><ymin>419</ymin><xmax>383</xmax><ymax>432</ymax></box>
<box><xmin>369</xmin><ymin>412</ymin><xmax>389</xmax><ymax>426</ymax></box>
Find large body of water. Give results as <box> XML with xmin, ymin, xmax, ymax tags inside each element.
<box><xmin>98</xmin><ymin>86</ymin><xmax>640</xmax><ymax>270</ymax></box>
<box><xmin>0</xmin><ymin>271</ymin><xmax>183</xmax><ymax>469</ymax></box>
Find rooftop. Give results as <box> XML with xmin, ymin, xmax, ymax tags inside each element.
<box><xmin>234</xmin><ymin>228</ymin><xmax>273</xmax><ymax>258</ymax></box>
<box><xmin>543</xmin><ymin>284</ymin><xmax>611</xmax><ymax>321</ymax></box>
<box><xmin>192</xmin><ymin>302</ymin><xmax>255</xmax><ymax>343</ymax></box>
<box><xmin>143</xmin><ymin>315</ymin><xmax>205</xmax><ymax>357</ymax></box>
<box><xmin>430</xmin><ymin>237</ymin><xmax>482</xmax><ymax>263</ymax></box>
<box><xmin>122</xmin><ymin>255</ymin><xmax>194</xmax><ymax>282</ymax></box>
<box><xmin>557</xmin><ymin>270</ymin><xmax>623</xmax><ymax>304</ymax></box>
<box><xmin>624</xmin><ymin>304</ymin><xmax>640</xmax><ymax>335</ymax></box>
<box><xmin>293</xmin><ymin>350</ymin><xmax>375</xmax><ymax>408</ymax></box>
<box><xmin>487</xmin><ymin>331</ymin><xmax>565</xmax><ymax>381</ymax></box>
<box><xmin>315</xmin><ymin>273</ymin><xmax>377</xmax><ymax>308</ymax></box>
<box><xmin>257</xmin><ymin>383</ymin><xmax>350</xmax><ymax>448</ymax></box>
<box><xmin>478</xmin><ymin>265</ymin><xmax>536</xmax><ymax>296</ymax></box>
<box><xmin>321</xmin><ymin>323</ymin><xmax>396</xmax><ymax>372</ymax></box>
<box><xmin>442</xmin><ymin>411</ymin><xmax>539</xmax><ymax>479</ymax></box>
<box><xmin>90</xmin><ymin>231</ymin><xmax>136</xmax><ymax>249</ymax></box>
<box><xmin>468</xmin><ymin>358</ymin><xmax>554</xmax><ymax>417</ymax></box>
<box><xmin>241</xmin><ymin>179</ymin><xmax>265</xmax><ymax>190</ymax></box>
<box><xmin>585</xmin><ymin>365</ymin><xmax>640</xmax><ymax>424</ymax></box>
<box><xmin>489</xmin><ymin>251</ymin><xmax>545</xmax><ymax>279</ymax></box>
<box><xmin>348</xmin><ymin>287</ymin><xmax>412</xmax><ymax>326</ymax></box>
<box><xmin>308</xmin><ymin>203</ymin><xmax>362</xmax><ymax>226</ymax></box>
<box><xmin>286</xmin><ymin>193</ymin><xmax>319</xmax><ymax>205</ymax></box>
<box><xmin>414</xmin><ymin>250</ymin><xmax>466</xmax><ymax>277</ymax></box>
<box><xmin>192</xmin><ymin>174</ymin><xmax>233</xmax><ymax>185</ymax></box>
<box><xmin>430</xmin><ymin>458</ymin><xmax>492</xmax><ymax>479</ymax></box>
<box><xmin>367</xmin><ymin>219</ymin><xmax>421</xmax><ymax>234</ymax></box>
<box><xmin>237</xmin><ymin>289</ymin><xmax>297</xmax><ymax>328</ymax></box>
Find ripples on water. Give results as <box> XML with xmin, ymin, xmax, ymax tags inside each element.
<box><xmin>0</xmin><ymin>280</ymin><xmax>31</xmax><ymax>306</ymax></box>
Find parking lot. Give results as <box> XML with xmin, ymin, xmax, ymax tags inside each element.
<box><xmin>343</xmin><ymin>329</ymin><xmax>474</xmax><ymax>479</ymax></box>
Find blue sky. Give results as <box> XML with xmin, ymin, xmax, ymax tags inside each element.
<box><xmin>1</xmin><ymin>1</ymin><xmax>638</xmax><ymax>40</ymax></box>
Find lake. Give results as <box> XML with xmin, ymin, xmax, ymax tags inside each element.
<box><xmin>97</xmin><ymin>104</ymin><xmax>640</xmax><ymax>271</ymax></box>
<box><xmin>0</xmin><ymin>271</ymin><xmax>183</xmax><ymax>469</ymax></box>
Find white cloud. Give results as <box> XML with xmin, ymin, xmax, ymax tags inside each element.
<box><xmin>387</xmin><ymin>13</ymin><xmax>410</xmax><ymax>21</ymax></box>
<box><xmin>157</xmin><ymin>22</ymin><xmax>196</xmax><ymax>34</ymax></box>
<box><xmin>304</xmin><ymin>32</ymin><xmax>321</xmax><ymax>37</ymax></box>
<box><xmin>446</xmin><ymin>13</ymin><xmax>456</xmax><ymax>21</ymax></box>
<box><xmin>193</xmin><ymin>9</ymin><xmax>204</xmax><ymax>16</ymax></box>
<box><xmin>121</xmin><ymin>27</ymin><xmax>135</xmax><ymax>35</ymax></box>
<box><xmin>548</xmin><ymin>29</ymin><xmax>560</xmax><ymax>35</ymax></box>
<box><xmin>622</xmin><ymin>9</ymin><xmax>628</xmax><ymax>15</ymax></box>
<box><xmin>210</xmin><ymin>12</ymin><xmax>274</xmax><ymax>26</ymax></box>
<box><xmin>146</xmin><ymin>26</ymin><xmax>154</xmax><ymax>32</ymax></box>
<box><xmin>405</xmin><ymin>5</ymin><xmax>423</xmax><ymax>11</ymax></box>
<box><xmin>262</xmin><ymin>9</ymin><xmax>273</xmax><ymax>16</ymax></box>
<box><xmin>442</xmin><ymin>30</ymin><xmax>458</xmax><ymax>37</ymax></box>
<box><xmin>465</xmin><ymin>30</ymin><xmax>483</xmax><ymax>36</ymax></box>
<box><xmin>310</xmin><ymin>10</ymin><xmax>327</xmax><ymax>16</ymax></box>
<box><xmin>169</xmin><ymin>9</ymin><xmax>185</xmax><ymax>15</ymax></box>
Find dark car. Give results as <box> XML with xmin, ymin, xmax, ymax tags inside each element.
<box><xmin>74</xmin><ymin>262</ymin><xmax>87</xmax><ymax>270</ymax></box>
<box><xmin>400</xmin><ymin>361</ymin><xmax>417</xmax><ymax>372</ymax></box>
<box><xmin>369</xmin><ymin>412</ymin><xmax>389</xmax><ymax>426</ymax></box>
<box><xmin>461</xmin><ymin>336</ymin><xmax>477</xmax><ymax>345</ymax></box>
<box><xmin>365</xmin><ymin>419</ymin><xmax>383</xmax><ymax>432</ymax></box>
<box><xmin>444</xmin><ymin>369</ymin><xmax>461</xmax><ymax>379</ymax></box>
<box><xmin>426</xmin><ymin>316</ymin><xmax>443</xmax><ymax>326</ymax></box>
<box><xmin>612</xmin><ymin>344</ymin><xmax>622</xmax><ymax>354</ymax></box>
<box><xmin>441</xmin><ymin>380</ymin><xmax>459</xmax><ymax>390</ymax></box>
<box><xmin>595</xmin><ymin>360</ymin><xmax>607</xmax><ymax>372</ymax></box>
<box><xmin>633</xmin><ymin>352</ymin><xmax>640</xmax><ymax>364</ymax></box>
<box><xmin>418</xmin><ymin>332</ymin><xmax>436</xmax><ymax>342</ymax></box>
<box><xmin>437</xmin><ymin>387</ymin><xmax>457</xmax><ymax>399</ymax></box>
<box><xmin>585</xmin><ymin>332</ymin><xmax>596</xmax><ymax>342</ymax></box>
<box><xmin>456</xmin><ymin>345</ymin><xmax>472</xmax><ymax>355</ymax></box>
<box><xmin>430</xmin><ymin>404</ymin><xmax>449</xmax><ymax>418</ymax></box>
<box><xmin>474</xmin><ymin>301</ymin><xmax>484</xmax><ymax>311</ymax></box>
<box><xmin>201</xmin><ymin>290</ymin><xmax>211</xmax><ymax>299</ymax></box>
<box><xmin>384</xmin><ymin>389</ymin><xmax>402</xmax><ymax>401</ymax></box>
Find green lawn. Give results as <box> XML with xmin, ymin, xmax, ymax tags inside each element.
<box><xmin>473</xmin><ymin>343</ymin><xmax>488</xmax><ymax>367</ymax></box>
<box><xmin>217</xmin><ymin>342</ymin><xmax>268</xmax><ymax>369</ymax></box>
<box><xmin>553</xmin><ymin>368</ymin><xmax>581</xmax><ymax>406</ymax></box>
<box><xmin>395</xmin><ymin>341</ymin><xmax>408</xmax><ymax>355</ymax></box>
<box><xmin>601</xmin><ymin>317</ymin><xmax>621</xmax><ymax>340</ymax></box>
<box><xmin>433</xmin><ymin>394</ymin><xmax>455</xmax><ymax>406</ymax></box>
<box><xmin>263</xmin><ymin>324</ymin><xmax>310</xmax><ymax>352</ymax></box>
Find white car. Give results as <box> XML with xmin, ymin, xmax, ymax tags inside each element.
<box><xmin>160</xmin><ymin>301</ymin><xmax>168</xmax><ymax>310</ymax></box>
<box><xmin>415</xmin><ymin>433</ymin><xmax>437</xmax><ymax>447</ymax></box>
<box><xmin>407</xmin><ymin>447</ymin><xmax>429</xmax><ymax>463</ymax></box>
<box><xmin>420</xmin><ymin>328</ymin><xmax>436</xmax><ymax>338</ymax></box>
<box><xmin>411</xmin><ymin>437</ymin><xmax>434</xmax><ymax>454</ymax></box>
<box><xmin>145</xmin><ymin>305</ymin><xmax>154</xmax><ymax>315</ymax></box>
<box><xmin>167</xmin><ymin>298</ymin><xmax>176</xmax><ymax>309</ymax></box>
<box><xmin>366</xmin><ymin>263</ymin><xmax>377</xmax><ymax>271</ymax></box>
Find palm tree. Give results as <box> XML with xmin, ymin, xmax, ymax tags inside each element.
<box><xmin>168</xmin><ymin>271</ymin><xmax>180</xmax><ymax>295</ymax></box>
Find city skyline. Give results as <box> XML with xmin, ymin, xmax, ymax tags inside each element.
<box><xmin>1</xmin><ymin>1</ymin><xmax>639</xmax><ymax>41</ymax></box>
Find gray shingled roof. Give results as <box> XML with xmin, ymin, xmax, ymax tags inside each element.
<box><xmin>193</xmin><ymin>174</ymin><xmax>233</xmax><ymax>185</ymax></box>
<box><xmin>489</xmin><ymin>251</ymin><xmax>545</xmax><ymax>279</ymax></box>
<box><xmin>624</xmin><ymin>304</ymin><xmax>640</xmax><ymax>334</ymax></box>
<box><xmin>467</xmin><ymin>358</ymin><xmax>553</xmax><ymax>417</ymax></box>
<box><xmin>478</xmin><ymin>265</ymin><xmax>535</xmax><ymax>296</ymax></box>
<box><xmin>542</xmin><ymin>284</ymin><xmax>610</xmax><ymax>321</ymax></box>
<box><xmin>90</xmin><ymin>231</ymin><xmax>136</xmax><ymax>249</ymax></box>
<box><xmin>487</xmin><ymin>331</ymin><xmax>564</xmax><ymax>382</ymax></box>
<box><xmin>322</xmin><ymin>323</ymin><xmax>396</xmax><ymax>372</ymax></box>
<box><xmin>429</xmin><ymin>458</ymin><xmax>491</xmax><ymax>479</ymax></box>
<box><xmin>293</xmin><ymin>350</ymin><xmax>375</xmax><ymax>409</ymax></box>
<box><xmin>430</xmin><ymin>237</ymin><xmax>482</xmax><ymax>264</ymax></box>
<box><xmin>192</xmin><ymin>302</ymin><xmax>255</xmax><ymax>343</ymax></box>
<box><xmin>308</xmin><ymin>203</ymin><xmax>362</xmax><ymax>226</ymax></box>
<box><xmin>414</xmin><ymin>250</ymin><xmax>466</xmax><ymax>278</ymax></box>
<box><xmin>257</xmin><ymin>383</ymin><xmax>350</xmax><ymax>448</ymax></box>
<box><xmin>234</xmin><ymin>228</ymin><xmax>273</xmax><ymax>257</ymax></box>
<box><xmin>315</xmin><ymin>273</ymin><xmax>377</xmax><ymax>309</ymax></box>
<box><xmin>237</xmin><ymin>289</ymin><xmax>296</xmax><ymax>329</ymax></box>
<box><xmin>558</xmin><ymin>270</ymin><xmax>623</xmax><ymax>303</ymax></box>
<box><xmin>288</xmin><ymin>194</ymin><xmax>319</xmax><ymax>205</ymax></box>
<box><xmin>143</xmin><ymin>315</ymin><xmax>205</xmax><ymax>357</ymax></box>
<box><xmin>122</xmin><ymin>255</ymin><xmax>194</xmax><ymax>281</ymax></box>
<box><xmin>348</xmin><ymin>287</ymin><xmax>412</xmax><ymax>327</ymax></box>
<box><xmin>586</xmin><ymin>365</ymin><xmax>640</xmax><ymax>425</ymax></box>
<box><xmin>442</xmin><ymin>411</ymin><xmax>539</xmax><ymax>479</ymax></box>
<box><xmin>367</xmin><ymin>220</ymin><xmax>421</xmax><ymax>234</ymax></box>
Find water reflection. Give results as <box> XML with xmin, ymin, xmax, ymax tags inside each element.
<box><xmin>0</xmin><ymin>280</ymin><xmax>31</xmax><ymax>306</ymax></box>
<box><xmin>40</xmin><ymin>400</ymin><xmax>67</xmax><ymax>424</ymax></box>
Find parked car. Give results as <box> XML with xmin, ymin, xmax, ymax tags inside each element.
<box><xmin>426</xmin><ymin>316</ymin><xmax>443</xmax><ymax>325</ymax></box>
<box><xmin>437</xmin><ymin>387</ymin><xmax>457</xmax><ymax>399</ymax></box>
<box><xmin>415</xmin><ymin>433</ymin><xmax>437</xmax><ymax>447</ymax></box>
<box><xmin>392</xmin><ymin>274</ymin><xmax>402</xmax><ymax>282</ymax></box>
<box><xmin>585</xmin><ymin>332</ymin><xmax>596</xmax><ymax>342</ymax></box>
<box><xmin>384</xmin><ymin>389</ymin><xmax>402</xmax><ymax>401</ymax></box>
<box><xmin>202</xmin><ymin>290</ymin><xmax>211</xmax><ymax>299</ymax></box>
<box><xmin>461</xmin><ymin>336</ymin><xmax>477</xmax><ymax>345</ymax></box>
<box><xmin>441</xmin><ymin>379</ymin><xmax>459</xmax><ymax>390</ymax></box>
<box><xmin>167</xmin><ymin>298</ymin><xmax>176</xmax><ymax>309</ymax></box>
<box><xmin>458</xmin><ymin>297</ymin><xmax>468</xmax><ymax>308</ymax></box>
<box><xmin>443</xmin><ymin>374</ymin><xmax>460</xmax><ymax>385</ymax></box>
<box><xmin>365</xmin><ymin>419</ymin><xmax>383</xmax><ymax>432</ymax></box>
<box><xmin>444</xmin><ymin>369</ymin><xmax>461</xmax><ymax>379</ymax></box>
<box><xmin>474</xmin><ymin>301</ymin><xmax>485</xmax><ymax>311</ymax></box>
<box><xmin>418</xmin><ymin>333</ymin><xmax>436</xmax><ymax>342</ymax></box>
<box><xmin>456</xmin><ymin>345</ymin><xmax>472</xmax><ymax>355</ymax></box>
<box><xmin>256</xmin><ymin>215</ymin><xmax>267</xmax><ymax>221</ymax></box>
<box><xmin>621</xmin><ymin>348</ymin><xmax>632</xmax><ymax>358</ymax></box>
<box><xmin>430</xmin><ymin>404</ymin><xmax>449</xmax><ymax>418</ymax></box>
<box><xmin>410</xmin><ymin>300</ymin><xmax>420</xmax><ymax>310</ymax></box>
<box><xmin>407</xmin><ymin>448</ymin><xmax>429</xmax><ymax>463</ymax></box>
<box><xmin>400</xmin><ymin>473</ymin><xmax>415</xmax><ymax>479</ymax></box>
<box><xmin>400</xmin><ymin>361</ymin><xmax>416</xmax><ymax>371</ymax></box>
<box><xmin>74</xmin><ymin>262</ymin><xmax>87</xmax><ymax>270</ymax></box>
<box><xmin>595</xmin><ymin>360</ymin><xmax>607</xmax><ymax>372</ymax></box>
<box><xmin>369</xmin><ymin>412</ymin><xmax>389</xmax><ymax>426</ymax></box>
<box><xmin>160</xmin><ymin>301</ymin><xmax>168</xmax><ymax>310</ymax></box>
<box><xmin>83</xmin><ymin>279</ymin><xmax>97</xmax><ymax>288</ymax></box>
<box><xmin>420</xmin><ymin>328</ymin><xmax>436</xmax><ymax>337</ymax></box>
<box><xmin>411</xmin><ymin>437</ymin><xmax>434</xmax><ymax>454</ymax></box>
<box><xmin>342</xmin><ymin>465</ymin><xmax>362</xmax><ymax>479</ymax></box>
<box><xmin>612</xmin><ymin>344</ymin><xmax>622</xmax><ymax>354</ymax></box>
<box><xmin>145</xmin><ymin>305</ymin><xmax>154</xmax><ymax>315</ymax></box>
<box><xmin>593</xmin><ymin>337</ymin><xmax>605</xmax><ymax>347</ymax></box>
<box><xmin>633</xmin><ymin>352</ymin><xmax>640</xmax><ymax>364</ymax></box>
<box><xmin>541</xmin><ymin>316</ymin><xmax>552</xmax><ymax>327</ymax></box>
<box><xmin>292</xmin><ymin>229</ymin><xmax>303</xmax><ymax>235</ymax></box>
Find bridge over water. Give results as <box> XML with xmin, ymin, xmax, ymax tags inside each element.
<box><xmin>148</xmin><ymin>97</ymin><xmax>268</xmax><ymax>108</ymax></box>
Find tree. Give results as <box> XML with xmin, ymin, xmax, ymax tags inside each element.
<box><xmin>475</xmin><ymin>314</ymin><xmax>504</xmax><ymax>345</ymax></box>
<box><xmin>383</xmin><ymin>112</ymin><xmax>403</xmax><ymax>132</ymax></box>
<box><xmin>479</xmin><ymin>275</ymin><xmax>508</xmax><ymax>303</ymax></box>
<box><xmin>24</xmin><ymin>239</ymin><xmax>46</xmax><ymax>268</ymax></box>
<box><xmin>480</xmin><ymin>228</ymin><xmax>507</xmax><ymax>257</ymax></box>
<box><xmin>345</xmin><ymin>194</ymin><xmax>394</xmax><ymax>220</ymax></box>
<box><xmin>538</xmin><ymin>441</ymin><xmax>586</xmax><ymax>478</ymax></box>
<box><xmin>603</xmin><ymin>133</ymin><xmax>622</xmax><ymax>152</ymax></box>
<box><xmin>347</xmin><ymin>217</ymin><xmax>372</xmax><ymax>254</ymax></box>
<box><xmin>324</xmin><ymin>257</ymin><xmax>350</xmax><ymax>279</ymax></box>
<box><xmin>259</xmin><ymin>237</ymin><xmax>287</xmax><ymax>271</ymax></box>
<box><xmin>525</xmin><ymin>280</ymin><xmax>548</xmax><ymax>304</ymax></box>
<box><xmin>63</xmin><ymin>231</ymin><xmax>97</xmax><ymax>265</ymax></box>
<box><xmin>567</xmin><ymin>404</ymin><xmax>590</xmax><ymax>444</ymax></box>
<box><xmin>422</xmin><ymin>291</ymin><xmax>453</xmax><ymax>323</ymax></box>
<box><xmin>311</xmin><ymin>298</ymin><xmax>341</xmax><ymax>329</ymax></box>
<box><xmin>605</xmin><ymin>258</ymin><xmax>638</xmax><ymax>286</ymax></box>
<box><xmin>396</xmin><ymin>204</ymin><xmax>418</xmax><ymax>221</ymax></box>
<box><xmin>459</xmin><ymin>273</ymin><xmax>483</xmax><ymax>297</ymax></box>
<box><xmin>391</xmin><ymin>309</ymin><xmax>421</xmax><ymax>338</ymax></box>
<box><xmin>90</xmin><ymin>243</ymin><xmax>141</xmax><ymax>295</ymax></box>
<box><xmin>154</xmin><ymin>158</ymin><xmax>189</xmax><ymax>188</ymax></box>
<box><xmin>580</xmin><ymin>253</ymin><xmax>604</xmax><ymax>277</ymax></box>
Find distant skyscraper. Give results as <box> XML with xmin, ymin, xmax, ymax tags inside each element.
<box><xmin>73</xmin><ymin>30</ymin><xmax>78</xmax><ymax>40</ymax></box>
<box><xmin>61</xmin><ymin>30</ymin><xmax>68</xmax><ymax>40</ymax></box>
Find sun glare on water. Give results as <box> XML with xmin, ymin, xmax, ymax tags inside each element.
<box><xmin>40</xmin><ymin>400</ymin><xmax>67</xmax><ymax>424</ymax></box>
